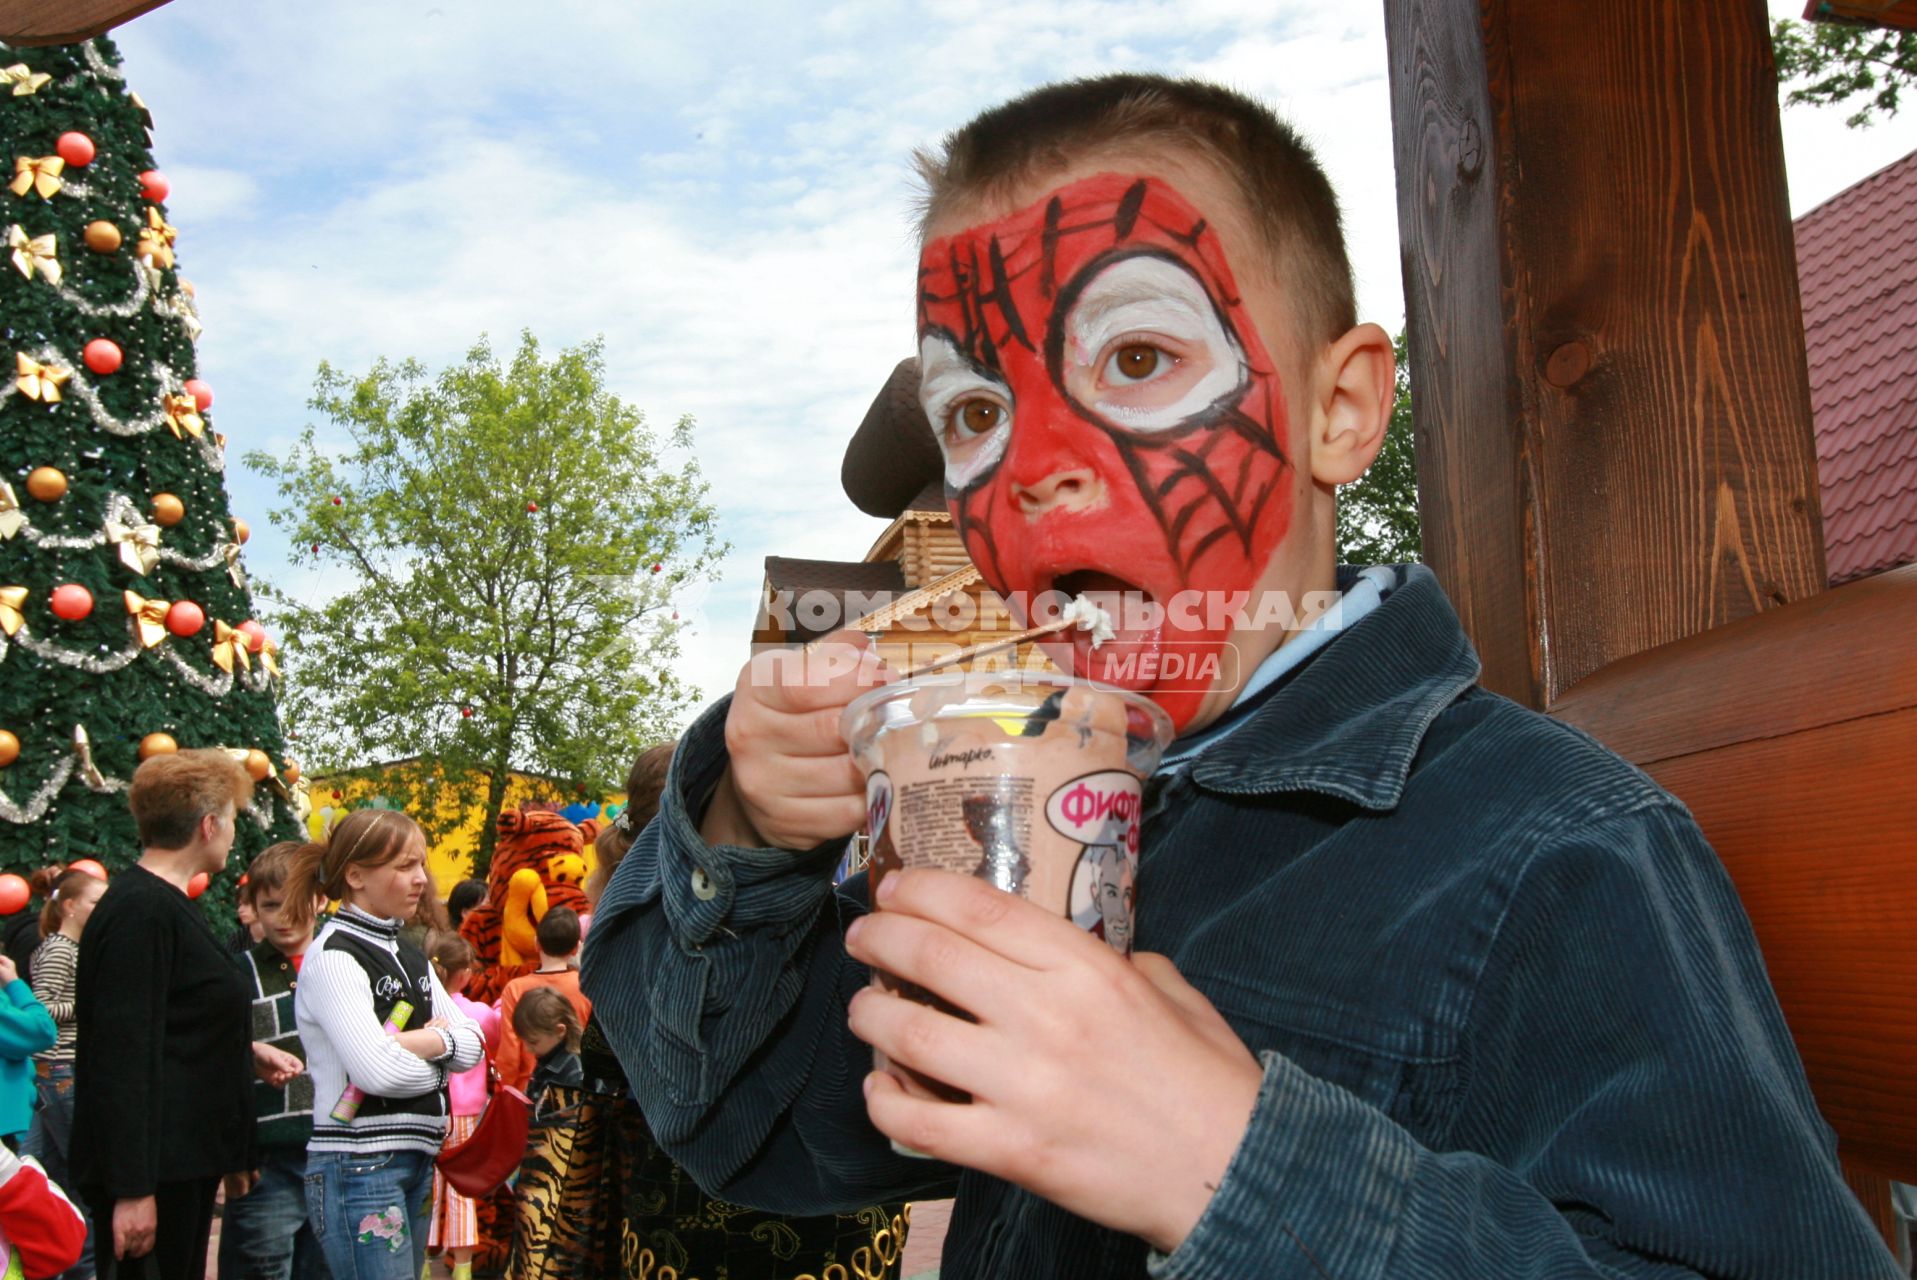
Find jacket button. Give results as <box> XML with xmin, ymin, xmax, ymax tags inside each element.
<box><xmin>691</xmin><ymin>868</ymin><xmax>717</xmax><ymax>901</ymax></box>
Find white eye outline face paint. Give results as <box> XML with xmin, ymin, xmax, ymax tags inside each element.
<box><xmin>1058</xmin><ymin>253</ymin><xmax>1247</xmax><ymax>435</ymax></box>
<box><xmin>919</xmin><ymin>332</ymin><xmax>1014</xmax><ymax>490</ymax></box>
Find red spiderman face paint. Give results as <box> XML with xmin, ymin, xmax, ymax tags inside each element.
<box><xmin>917</xmin><ymin>172</ymin><xmax>1296</xmax><ymax>730</ymax></box>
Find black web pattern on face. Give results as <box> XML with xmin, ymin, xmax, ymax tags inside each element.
<box><xmin>929</xmin><ymin>179</ymin><xmax>1289</xmax><ymax>584</ymax></box>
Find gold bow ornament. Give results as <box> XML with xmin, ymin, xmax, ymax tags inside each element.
<box><xmin>217</xmin><ymin>540</ymin><xmax>246</xmax><ymax>589</ymax></box>
<box><xmin>15</xmin><ymin>352</ymin><xmax>70</xmax><ymax>403</ymax></box>
<box><xmin>124</xmin><ymin>590</ymin><xmax>170</xmax><ymax>648</ymax></box>
<box><xmin>7</xmin><ymin>225</ymin><xmax>59</xmax><ymax>285</ymax></box>
<box><xmin>259</xmin><ymin>635</ymin><xmax>282</xmax><ymax>679</ymax></box>
<box><xmin>0</xmin><ymin>482</ymin><xmax>22</xmax><ymax>539</ymax></box>
<box><xmin>163</xmin><ymin>392</ymin><xmax>204</xmax><ymax>439</ymax></box>
<box><xmin>0</xmin><ymin>65</ymin><xmax>51</xmax><ymax>97</ymax></box>
<box><xmin>72</xmin><ymin>724</ymin><xmax>107</xmax><ymax>790</ymax></box>
<box><xmin>136</xmin><ymin>207</ymin><xmax>175</xmax><ymax>270</ymax></box>
<box><xmin>0</xmin><ymin>586</ymin><xmax>26</xmax><ymax>636</ymax></box>
<box><xmin>211</xmin><ymin>620</ymin><xmax>251</xmax><ymax>674</ymax></box>
<box><xmin>9</xmin><ymin>155</ymin><xmax>64</xmax><ymax>200</ymax></box>
<box><xmin>105</xmin><ymin>513</ymin><xmax>162</xmax><ymax>576</ymax></box>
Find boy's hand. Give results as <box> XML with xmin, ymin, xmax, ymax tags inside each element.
<box><xmin>704</xmin><ymin>630</ymin><xmax>893</xmax><ymax>851</ymax></box>
<box><xmin>845</xmin><ymin>869</ymin><xmax>1264</xmax><ymax>1255</ymax></box>
<box><xmin>113</xmin><ymin>1195</ymin><xmax>156</xmax><ymax>1259</ymax></box>
<box><xmin>222</xmin><ymin>1170</ymin><xmax>259</xmax><ymax>1200</ymax></box>
<box><xmin>0</xmin><ymin>954</ymin><xmax>18</xmax><ymax>985</ymax></box>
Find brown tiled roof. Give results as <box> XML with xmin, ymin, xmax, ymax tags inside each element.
<box><xmin>1796</xmin><ymin>147</ymin><xmax>1917</xmax><ymax>585</ymax></box>
<box><xmin>761</xmin><ymin>557</ymin><xmax>907</xmax><ymax>643</ymax></box>
<box><xmin>842</xmin><ymin>358</ymin><xmax>943</xmax><ymax>519</ymax></box>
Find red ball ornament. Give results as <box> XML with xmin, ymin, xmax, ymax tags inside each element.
<box><xmin>651</xmin><ymin>563</ymin><xmax>663</xmax><ymax>574</ymax></box>
<box><xmin>68</xmin><ymin>859</ymin><xmax>106</xmax><ymax>881</ymax></box>
<box><xmin>138</xmin><ymin>169</ymin><xmax>168</xmax><ymax>202</ymax></box>
<box><xmin>186</xmin><ymin>871</ymin><xmax>208</xmax><ymax>900</ymax></box>
<box><xmin>164</xmin><ymin>599</ymin><xmax>205</xmax><ymax>637</ymax></box>
<box><xmin>0</xmin><ymin>875</ymin><xmax>27</xmax><ymax>915</ymax></box>
<box><xmin>49</xmin><ymin>584</ymin><xmax>93</xmax><ymax>621</ymax></box>
<box><xmin>460</xmin><ymin>706</ymin><xmax>474</xmax><ymax>718</ymax></box>
<box><xmin>83</xmin><ymin>338</ymin><xmax>122</xmax><ymax>375</ymax></box>
<box><xmin>526</xmin><ymin>501</ymin><xmax>539</xmax><ymax>513</ymax></box>
<box><xmin>184</xmin><ymin>379</ymin><xmax>213</xmax><ymax>411</ymax></box>
<box><xmin>330</xmin><ymin>496</ymin><xmax>342</xmax><ymax>506</ymax></box>
<box><xmin>55</xmin><ymin>132</ymin><xmax>94</xmax><ymax>167</ymax></box>
<box><xmin>310</xmin><ymin>543</ymin><xmax>320</xmax><ymax>553</ymax></box>
<box><xmin>237</xmin><ymin>619</ymin><xmax>267</xmax><ymax>653</ymax></box>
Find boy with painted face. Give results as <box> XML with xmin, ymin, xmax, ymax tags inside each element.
<box><xmin>585</xmin><ymin>76</ymin><xmax>1897</xmax><ymax>1277</ymax></box>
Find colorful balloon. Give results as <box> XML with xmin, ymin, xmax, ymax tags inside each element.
<box><xmin>0</xmin><ymin>874</ymin><xmax>28</xmax><ymax>915</ymax></box>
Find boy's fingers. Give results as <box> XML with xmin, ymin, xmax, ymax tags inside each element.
<box><xmin>845</xmin><ymin>910</ymin><xmax>1030</xmax><ymax>1024</ymax></box>
<box><xmin>846</xmin><ymin>985</ymin><xmax>1000</xmax><ymax>1098</ymax></box>
<box><xmin>874</xmin><ymin>869</ymin><xmax>1088</xmax><ymax>971</ymax></box>
<box><xmin>862</xmin><ymin>1069</ymin><xmax>1010</xmax><ymax>1170</ymax></box>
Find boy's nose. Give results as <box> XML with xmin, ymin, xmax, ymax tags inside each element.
<box><xmin>1011</xmin><ymin>467</ymin><xmax>1102</xmax><ymax>515</ymax></box>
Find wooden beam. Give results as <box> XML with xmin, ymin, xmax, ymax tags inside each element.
<box><xmin>1554</xmin><ymin>566</ymin><xmax>1917</xmax><ymax>1180</ymax></box>
<box><xmin>0</xmin><ymin>0</ymin><xmax>174</xmax><ymax>45</ymax></box>
<box><xmin>1384</xmin><ymin>0</ymin><xmax>1829</xmax><ymax>710</ymax></box>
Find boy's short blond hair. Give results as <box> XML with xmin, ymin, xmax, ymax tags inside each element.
<box><xmin>128</xmin><ymin>750</ymin><xmax>254</xmax><ymax>850</ymax></box>
<box><xmin>914</xmin><ymin>74</ymin><xmax>1356</xmax><ymax>351</ymax></box>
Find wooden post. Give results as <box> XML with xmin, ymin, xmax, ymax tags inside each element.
<box><xmin>1384</xmin><ymin>0</ymin><xmax>1828</xmax><ymax>710</ymax></box>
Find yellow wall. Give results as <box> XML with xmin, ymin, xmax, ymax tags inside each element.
<box><xmin>308</xmin><ymin>762</ymin><xmax>617</xmax><ymax>898</ymax></box>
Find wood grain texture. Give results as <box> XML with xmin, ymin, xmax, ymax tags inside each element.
<box><xmin>0</xmin><ymin>0</ymin><xmax>172</xmax><ymax>44</ymax></box>
<box><xmin>1385</xmin><ymin>0</ymin><xmax>1828</xmax><ymax>709</ymax></box>
<box><xmin>1553</xmin><ymin>569</ymin><xmax>1917</xmax><ymax>1186</ymax></box>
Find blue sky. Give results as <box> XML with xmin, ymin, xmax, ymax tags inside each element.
<box><xmin>107</xmin><ymin>0</ymin><xmax>1917</xmax><ymax>725</ymax></box>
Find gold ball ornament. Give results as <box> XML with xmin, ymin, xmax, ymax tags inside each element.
<box><xmin>151</xmin><ymin>493</ymin><xmax>185</xmax><ymax>526</ymax></box>
<box><xmin>243</xmin><ymin>749</ymin><xmax>272</xmax><ymax>782</ymax></box>
<box><xmin>138</xmin><ymin>732</ymin><xmax>178</xmax><ymax>760</ymax></box>
<box><xmin>25</xmin><ymin>467</ymin><xmax>67</xmax><ymax>502</ymax></box>
<box><xmin>0</xmin><ymin>731</ymin><xmax>17</xmax><ymax>769</ymax></box>
<box><xmin>232</xmin><ymin>517</ymin><xmax>250</xmax><ymax>545</ymax></box>
<box><xmin>283</xmin><ymin>758</ymin><xmax>301</xmax><ymax>785</ymax></box>
<box><xmin>83</xmin><ymin>220</ymin><xmax>121</xmax><ymax>253</ymax></box>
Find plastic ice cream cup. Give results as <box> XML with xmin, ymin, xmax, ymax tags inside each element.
<box><xmin>840</xmin><ymin>669</ymin><xmax>1174</xmax><ymax>1140</ymax></box>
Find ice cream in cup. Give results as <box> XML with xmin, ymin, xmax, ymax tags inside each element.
<box><xmin>841</xmin><ymin>669</ymin><xmax>1174</xmax><ymax>1143</ymax></box>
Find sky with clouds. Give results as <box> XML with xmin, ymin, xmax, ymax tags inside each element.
<box><xmin>103</xmin><ymin>0</ymin><xmax>1917</xmax><ymax>730</ymax></box>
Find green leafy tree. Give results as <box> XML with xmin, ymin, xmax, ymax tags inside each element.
<box><xmin>1773</xmin><ymin>17</ymin><xmax>1914</xmax><ymax>127</ymax></box>
<box><xmin>248</xmin><ymin>333</ymin><xmax>725</xmax><ymax>874</ymax></box>
<box><xmin>0</xmin><ymin>37</ymin><xmax>299</xmax><ymax>912</ymax></box>
<box><xmin>1335</xmin><ymin>332</ymin><xmax>1421</xmax><ymax>566</ymax></box>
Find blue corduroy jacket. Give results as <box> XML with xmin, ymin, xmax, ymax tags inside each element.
<box><xmin>584</xmin><ymin>565</ymin><xmax>1900</xmax><ymax>1279</ymax></box>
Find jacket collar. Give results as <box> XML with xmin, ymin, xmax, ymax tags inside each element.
<box><xmin>1188</xmin><ymin>564</ymin><xmax>1481</xmax><ymax>811</ymax></box>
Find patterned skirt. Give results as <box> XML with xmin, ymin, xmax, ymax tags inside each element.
<box><xmin>429</xmin><ymin>1112</ymin><xmax>483</xmax><ymax>1250</ymax></box>
<box><xmin>506</xmin><ymin>1084</ymin><xmax>912</xmax><ymax>1280</ymax></box>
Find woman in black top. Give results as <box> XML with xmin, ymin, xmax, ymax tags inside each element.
<box><xmin>71</xmin><ymin>750</ymin><xmax>299</xmax><ymax>1280</ymax></box>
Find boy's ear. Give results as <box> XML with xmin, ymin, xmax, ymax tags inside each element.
<box><xmin>1306</xmin><ymin>322</ymin><xmax>1396</xmax><ymax>488</ymax></box>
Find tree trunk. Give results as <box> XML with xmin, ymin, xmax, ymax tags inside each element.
<box><xmin>474</xmin><ymin>757</ymin><xmax>512</xmax><ymax>880</ymax></box>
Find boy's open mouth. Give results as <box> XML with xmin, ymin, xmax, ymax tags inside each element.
<box><xmin>1048</xmin><ymin>569</ymin><xmax>1164</xmax><ymax>688</ymax></box>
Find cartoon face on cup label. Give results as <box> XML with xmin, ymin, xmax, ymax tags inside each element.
<box><xmin>865</xmin><ymin>770</ymin><xmax>894</xmax><ymax>845</ymax></box>
<box><xmin>1046</xmin><ymin>770</ymin><xmax>1143</xmax><ymax>856</ymax></box>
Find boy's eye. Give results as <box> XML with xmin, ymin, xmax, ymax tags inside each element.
<box><xmin>1108</xmin><ymin>344</ymin><xmax>1163</xmax><ymax>383</ymax></box>
<box><xmin>951</xmin><ymin>398</ymin><xmax>1004</xmax><ymax>439</ymax></box>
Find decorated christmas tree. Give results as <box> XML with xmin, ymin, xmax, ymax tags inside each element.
<box><xmin>0</xmin><ymin>37</ymin><xmax>300</xmax><ymax>907</ymax></box>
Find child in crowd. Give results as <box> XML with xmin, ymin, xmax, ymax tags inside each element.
<box><xmin>227</xmin><ymin>881</ymin><xmax>264</xmax><ymax>954</ymax></box>
<box><xmin>219</xmin><ymin>842</ymin><xmax>324</xmax><ymax>1280</ymax></box>
<box><xmin>24</xmin><ymin>867</ymin><xmax>103</xmax><ymax>1280</ymax></box>
<box><xmin>492</xmin><ymin>909</ymin><xmax>590</xmax><ymax>1093</ymax></box>
<box><xmin>444</xmin><ymin>880</ymin><xmax>487</xmax><ymax>935</ymax></box>
<box><xmin>426</xmin><ymin>932</ymin><xmax>497</xmax><ymax>1280</ymax></box>
<box><xmin>0</xmin><ymin>1143</ymin><xmax>86</xmax><ymax>1280</ymax></box>
<box><xmin>0</xmin><ymin>954</ymin><xmax>53</xmax><ymax>1150</ymax></box>
<box><xmin>288</xmin><ymin>809</ymin><xmax>484</xmax><ymax>1280</ymax></box>
<box><xmin>584</xmin><ymin>73</ymin><xmax>1902</xmax><ymax>1276</ymax></box>
<box><xmin>508</xmin><ymin>988</ymin><xmax>580</xmax><ymax>1121</ymax></box>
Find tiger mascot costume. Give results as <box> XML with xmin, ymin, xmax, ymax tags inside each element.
<box><xmin>458</xmin><ymin>807</ymin><xmax>596</xmax><ymax>1003</ymax></box>
<box><xmin>458</xmin><ymin>806</ymin><xmax>596</xmax><ymax>1274</ymax></box>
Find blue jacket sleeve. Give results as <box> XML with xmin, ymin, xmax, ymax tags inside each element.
<box><xmin>0</xmin><ymin>980</ymin><xmax>56</xmax><ymax>1060</ymax></box>
<box><xmin>1152</xmin><ymin>801</ymin><xmax>1900</xmax><ymax>1279</ymax></box>
<box><xmin>581</xmin><ymin>696</ymin><xmax>957</xmax><ymax>1212</ymax></box>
